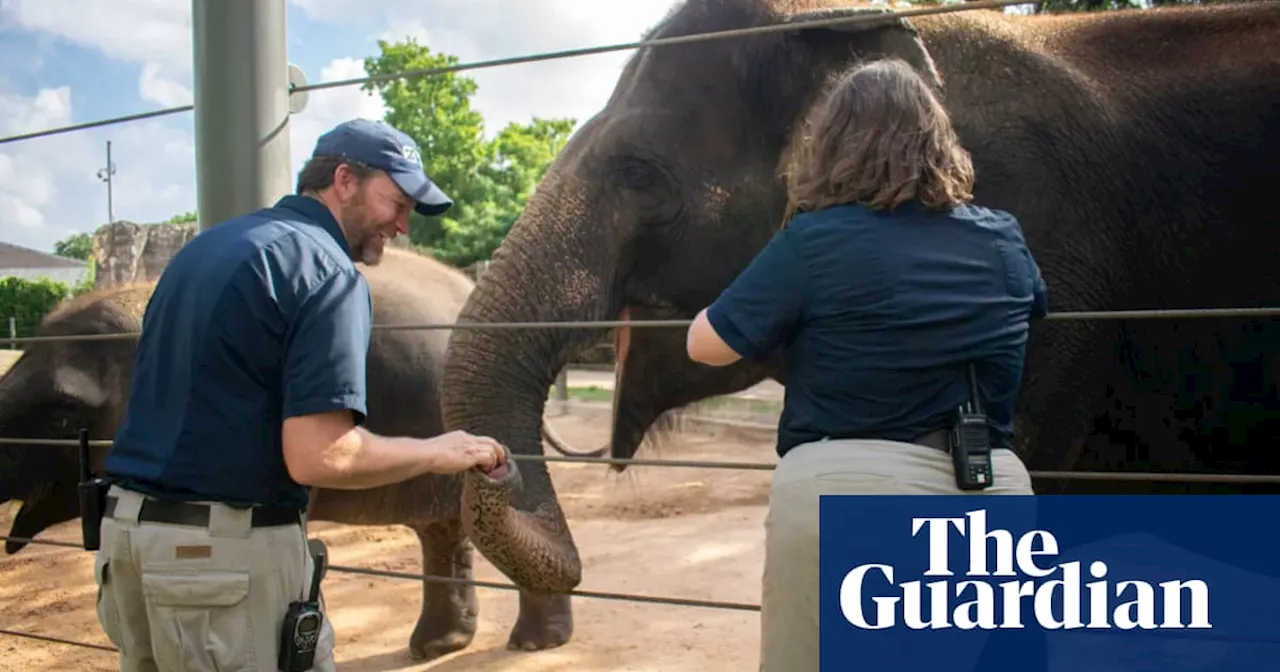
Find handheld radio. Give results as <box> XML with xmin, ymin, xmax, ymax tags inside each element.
<box><xmin>949</xmin><ymin>363</ymin><xmax>994</xmax><ymax>491</ymax></box>
<box><xmin>279</xmin><ymin>548</ymin><xmax>327</xmax><ymax>671</ymax></box>
<box><xmin>76</xmin><ymin>428</ymin><xmax>110</xmax><ymax>551</ymax></box>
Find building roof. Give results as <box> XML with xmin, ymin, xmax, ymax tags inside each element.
<box><xmin>0</xmin><ymin>241</ymin><xmax>88</xmax><ymax>269</ymax></box>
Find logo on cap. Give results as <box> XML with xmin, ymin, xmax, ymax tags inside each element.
<box><xmin>401</xmin><ymin>144</ymin><xmax>422</xmax><ymax>167</ymax></box>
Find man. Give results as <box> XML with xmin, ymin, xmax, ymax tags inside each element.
<box><xmin>91</xmin><ymin>118</ymin><xmax>506</xmax><ymax>671</ymax></box>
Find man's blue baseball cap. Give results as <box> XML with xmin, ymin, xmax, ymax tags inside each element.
<box><xmin>311</xmin><ymin>118</ymin><xmax>454</xmax><ymax>217</ymax></box>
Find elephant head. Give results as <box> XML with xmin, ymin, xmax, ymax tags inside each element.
<box><xmin>0</xmin><ymin>285</ymin><xmax>147</xmax><ymax>553</ymax></box>
<box><xmin>441</xmin><ymin>0</ymin><xmax>941</xmax><ymax>588</ymax></box>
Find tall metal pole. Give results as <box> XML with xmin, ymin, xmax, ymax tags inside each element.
<box><xmin>192</xmin><ymin>0</ymin><xmax>292</xmax><ymax>231</ymax></box>
<box><xmin>96</xmin><ymin>140</ymin><xmax>115</xmax><ymax>224</ymax></box>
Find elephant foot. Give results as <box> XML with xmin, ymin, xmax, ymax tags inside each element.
<box><xmin>409</xmin><ymin>621</ymin><xmax>477</xmax><ymax>662</ymax></box>
<box><xmin>408</xmin><ymin>521</ymin><xmax>480</xmax><ymax>662</ymax></box>
<box><xmin>507</xmin><ymin>591</ymin><xmax>573</xmax><ymax>652</ymax></box>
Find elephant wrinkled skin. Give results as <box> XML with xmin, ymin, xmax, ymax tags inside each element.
<box><xmin>440</xmin><ymin>0</ymin><xmax>1280</xmax><ymax>632</ymax></box>
<box><xmin>0</xmin><ymin>246</ymin><xmax>581</xmax><ymax>659</ymax></box>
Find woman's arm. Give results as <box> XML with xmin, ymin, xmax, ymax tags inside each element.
<box><xmin>686</xmin><ymin>307</ymin><xmax>743</xmax><ymax>366</ymax></box>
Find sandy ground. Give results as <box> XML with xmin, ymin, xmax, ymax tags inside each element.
<box><xmin>0</xmin><ymin>406</ymin><xmax>779</xmax><ymax>672</ymax></box>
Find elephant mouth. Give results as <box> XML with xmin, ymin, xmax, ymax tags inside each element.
<box><xmin>4</xmin><ymin>499</ymin><xmax>30</xmax><ymax>554</ymax></box>
<box><xmin>4</xmin><ymin>483</ymin><xmax>50</xmax><ymax>554</ymax></box>
<box><xmin>606</xmin><ymin>297</ymin><xmax>693</xmax><ymax>471</ymax></box>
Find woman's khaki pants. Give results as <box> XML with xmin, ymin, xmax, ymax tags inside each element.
<box><xmin>758</xmin><ymin>438</ymin><xmax>1035</xmax><ymax>671</ymax></box>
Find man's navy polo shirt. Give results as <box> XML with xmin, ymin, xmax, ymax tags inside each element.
<box><xmin>105</xmin><ymin>195</ymin><xmax>373</xmax><ymax>510</ymax></box>
<box><xmin>705</xmin><ymin>201</ymin><xmax>1048</xmax><ymax>457</ymax></box>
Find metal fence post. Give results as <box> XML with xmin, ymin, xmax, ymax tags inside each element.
<box><xmin>192</xmin><ymin>0</ymin><xmax>292</xmax><ymax>231</ymax></box>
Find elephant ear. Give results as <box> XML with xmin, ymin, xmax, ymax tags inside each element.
<box><xmin>51</xmin><ymin>365</ymin><xmax>108</xmax><ymax>409</ymax></box>
<box><xmin>741</xmin><ymin>6</ymin><xmax>943</xmax><ymax>137</ymax></box>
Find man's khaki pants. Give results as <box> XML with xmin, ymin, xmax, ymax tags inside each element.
<box><xmin>758</xmin><ymin>438</ymin><xmax>1036</xmax><ymax>672</ymax></box>
<box><xmin>93</xmin><ymin>485</ymin><xmax>337</xmax><ymax>671</ymax></box>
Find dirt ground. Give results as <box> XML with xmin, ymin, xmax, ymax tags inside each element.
<box><xmin>0</xmin><ymin>406</ymin><xmax>779</xmax><ymax>671</ymax></box>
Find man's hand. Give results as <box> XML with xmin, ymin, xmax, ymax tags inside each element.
<box><xmin>427</xmin><ymin>430</ymin><xmax>508</xmax><ymax>474</ymax></box>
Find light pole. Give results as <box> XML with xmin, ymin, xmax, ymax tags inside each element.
<box><xmin>96</xmin><ymin>140</ymin><xmax>116</xmax><ymax>224</ymax></box>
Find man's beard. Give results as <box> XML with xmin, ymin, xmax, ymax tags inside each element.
<box><xmin>352</xmin><ymin>228</ymin><xmax>386</xmax><ymax>266</ymax></box>
<box><xmin>342</xmin><ymin>198</ymin><xmax>387</xmax><ymax>266</ymax></box>
<box><xmin>353</xmin><ymin>227</ymin><xmax>385</xmax><ymax>265</ymax></box>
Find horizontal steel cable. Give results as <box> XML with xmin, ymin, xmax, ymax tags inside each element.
<box><xmin>291</xmin><ymin>0</ymin><xmax>1035</xmax><ymax>95</ymax></box>
<box><xmin>0</xmin><ymin>535</ymin><xmax>759</xmax><ymax>613</ymax></box>
<box><xmin>0</xmin><ymin>437</ymin><xmax>1277</xmax><ymax>483</ymax></box>
<box><xmin>319</xmin><ymin>563</ymin><xmax>760</xmax><ymax>612</ymax></box>
<box><xmin>1</xmin><ymin>305</ymin><xmax>1277</xmax><ymax>347</ymax></box>
<box><xmin>0</xmin><ymin>104</ymin><xmax>192</xmax><ymax>146</ymax></box>
<box><xmin>0</xmin><ymin>628</ymin><xmax>117</xmax><ymax>653</ymax></box>
<box><xmin>0</xmin><ymin>536</ymin><xmax>82</xmax><ymax>549</ymax></box>
<box><xmin>0</xmin><ymin>0</ymin><xmax>1034</xmax><ymax>147</ymax></box>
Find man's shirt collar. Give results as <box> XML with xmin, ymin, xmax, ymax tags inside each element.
<box><xmin>274</xmin><ymin>194</ymin><xmax>353</xmax><ymax>258</ymax></box>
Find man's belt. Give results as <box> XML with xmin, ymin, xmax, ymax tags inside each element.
<box><xmin>103</xmin><ymin>495</ymin><xmax>301</xmax><ymax>529</ymax></box>
<box><xmin>913</xmin><ymin>429</ymin><xmax>951</xmax><ymax>452</ymax></box>
<box><xmin>913</xmin><ymin>429</ymin><xmax>1009</xmax><ymax>453</ymax></box>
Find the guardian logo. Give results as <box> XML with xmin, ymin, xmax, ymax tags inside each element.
<box><xmin>840</xmin><ymin>509</ymin><xmax>1212</xmax><ymax>631</ymax></box>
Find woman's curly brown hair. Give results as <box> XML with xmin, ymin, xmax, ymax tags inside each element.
<box><xmin>780</xmin><ymin>57</ymin><xmax>975</xmax><ymax>222</ymax></box>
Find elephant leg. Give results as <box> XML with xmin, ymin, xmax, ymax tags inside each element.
<box><xmin>509</xmin><ymin>591</ymin><xmax>573</xmax><ymax>651</ymax></box>
<box><xmin>408</xmin><ymin>520</ymin><xmax>479</xmax><ymax>661</ymax></box>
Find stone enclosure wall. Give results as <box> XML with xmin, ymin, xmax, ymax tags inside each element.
<box><xmin>91</xmin><ymin>220</ymin><xmax>198</xmax><ymax>290</ymax></box>
<box><xmin>88</xmin><ymin>220</ymin><xmax>616</xmax><ymax>365</ymax></box>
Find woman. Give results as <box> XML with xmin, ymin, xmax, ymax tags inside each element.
<box><xmin>685</xmin><ymin>58</ymin><xmax>1049</xmax><ymax>669</ymax></box>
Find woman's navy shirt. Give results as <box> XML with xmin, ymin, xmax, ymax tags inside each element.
<box><xmin>705</xmin><ymin>201</ymin><xmax>1048</xmax><ymax>457</ymax></box>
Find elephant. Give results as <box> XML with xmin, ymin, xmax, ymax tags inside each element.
<box><xmin>0</xmin><ymin>244</ymin><xmax>585</xmax><ymax>660</ymax></box>
<box><xmin>438</xmin><ymin>0</ymin><xmax>1280</xmax><ymax>646</ymax></box>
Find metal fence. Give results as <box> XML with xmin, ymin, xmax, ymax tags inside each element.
<box><xmin>1</xmin><ymin>0</ymin><xmax>1278</xmax><ymax>660</ymax></box>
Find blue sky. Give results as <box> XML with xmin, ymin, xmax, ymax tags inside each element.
<box><xmin>0</xmin><ymin>0</ymin><xmax>682</xmax><ymax>254</ymax></box>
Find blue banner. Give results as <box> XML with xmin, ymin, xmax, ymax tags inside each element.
<box><xmin>818</xmin><ymin>495</ymin><xmax>1280</xmax><ymax>671</ymax></box>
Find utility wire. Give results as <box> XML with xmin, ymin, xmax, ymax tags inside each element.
<box><xmin>0</xmin><ymin>0</ymin><xmax>1035</xmax><ymax>146</ymax></box>
<box><xmin>0</xmin><ymin>444</ymin><xmax>1277</xmax><ymax>483</ymax></box>
<box><xmin>292</xmin><ymin>0</ymin><xmax>1037</xmax><ymax>95</ymax></box>
<box><xmin>0</xmin><ymin>535</ymin><xmax>760</xmax><ymax>613</ymax></box>
<box><xmin>0</xmin><ymin>628</ymin><xmax>117</xmax><ymax>653</ymax></box>
<box><xmin>0</xmin><ymin>105</ymin><xmax>192</xmax><ymax>146</ymax></box>
<box><xmin>0</xmin><ymin>306</ymin><xmax>1276</xmax><ymax>346</ymax></box>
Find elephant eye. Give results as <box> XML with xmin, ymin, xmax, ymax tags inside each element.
<box><xmin>616</xmin><ymin>160</ymin><xmax>656</xmax><ymax>190</ymax></box>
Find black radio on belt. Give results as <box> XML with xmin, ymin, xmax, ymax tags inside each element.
<box><xmin>76</xmin><ymin>428</ymin><xmax>110</xmax><ymax>551</ymax></box>
<box><xmin>949</xmin><ymin>363</ymin><xmax>994</xmax><ymax>491</ymax></box>
<box><xmin>280</xmin><ymin>548</ymin><xmax>327</xmax><ymax>671</ymax></box>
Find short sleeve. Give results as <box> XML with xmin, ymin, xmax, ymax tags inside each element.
<box><xmin>1030</xmin><ymin>257</ymin><xmax>1049</xmax><ymax>321</ymax></box>
<box><xmin>705</xmin><ymin>230</ymin><xmax>806</xmax><ymax>361</ymax></box>
<box><xmin>996</xmin><ymin>212</ymin><xmax>1049</xmax><ymax>321</ymax></box>
<box><xmin>282</xmin><ymin>268</ymin><xmax>372</xmax><ymax>424</ymax></box>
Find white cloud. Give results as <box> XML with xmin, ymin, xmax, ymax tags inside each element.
<box><xmin>288</xmin><ymin>0</ymin><xmax>681</xmax><ymax>135</ymax></box>
<box><xmin>0</xmin><ymin>83</ymin><xmax>196</xmax><ymax>251</ymax></box>
<box><xmin>0</xmin><ymin>56</ymin><xmax>403</xmax><ymax>253</ymax></box>
<box><xmin>139</xmin><ymin>63</ymin><xmax>193</xmax><ymax>109</ymax></box>
<box><xmin>0</xmin><ymin>0</ymin><xmax>685</xmax><ymax>253</ymax></box>
<box><xmin>0</xmin><ymin>0</ymin><xmax>192</xmax><ymax>108</ymax></box>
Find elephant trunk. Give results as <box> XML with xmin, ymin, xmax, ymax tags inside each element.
<box><xmin>442</xmin><ymin>169</ymin><xmax>602</xmax><ymax>593</ymax></box>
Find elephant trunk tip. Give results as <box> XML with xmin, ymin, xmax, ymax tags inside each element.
<box><xmin>462</xmin><ymin>455</ymin><xmax>584</xmax><ymax>594</ymax></box>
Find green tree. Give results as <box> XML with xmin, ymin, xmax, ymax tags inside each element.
<box><xmin>0</xmin><ymin>276</ymin><xmax>70</xmax><ymax>341</ymax></box>
<box><xmin>361</xmin><ymin>39</ymin><xmax>575</xmax><ymax>267</ymax></box>
<box><xmin>52</xmin><ymin>232</ymin><xmax>92</xmax><ymax>261</ymax></box>
<box><xmin>165</xmin><ymin>211</ymin><xmax>197</xmax><ymax>225</ymax></box>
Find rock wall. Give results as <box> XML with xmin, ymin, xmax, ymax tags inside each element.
<box><xmin>90</xmin><ymin>220</ymin><xmax>414</xmax><ymax>291</ymax></box>
<box><xmin>91</xmin><ymin>220</ymin><xmax>198</xmax><ymax>290</ymax></box>
<box><xmin>84</xmin><ymin>219</ymin><xmax>616</xmax><ymax>363</ymax></box>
